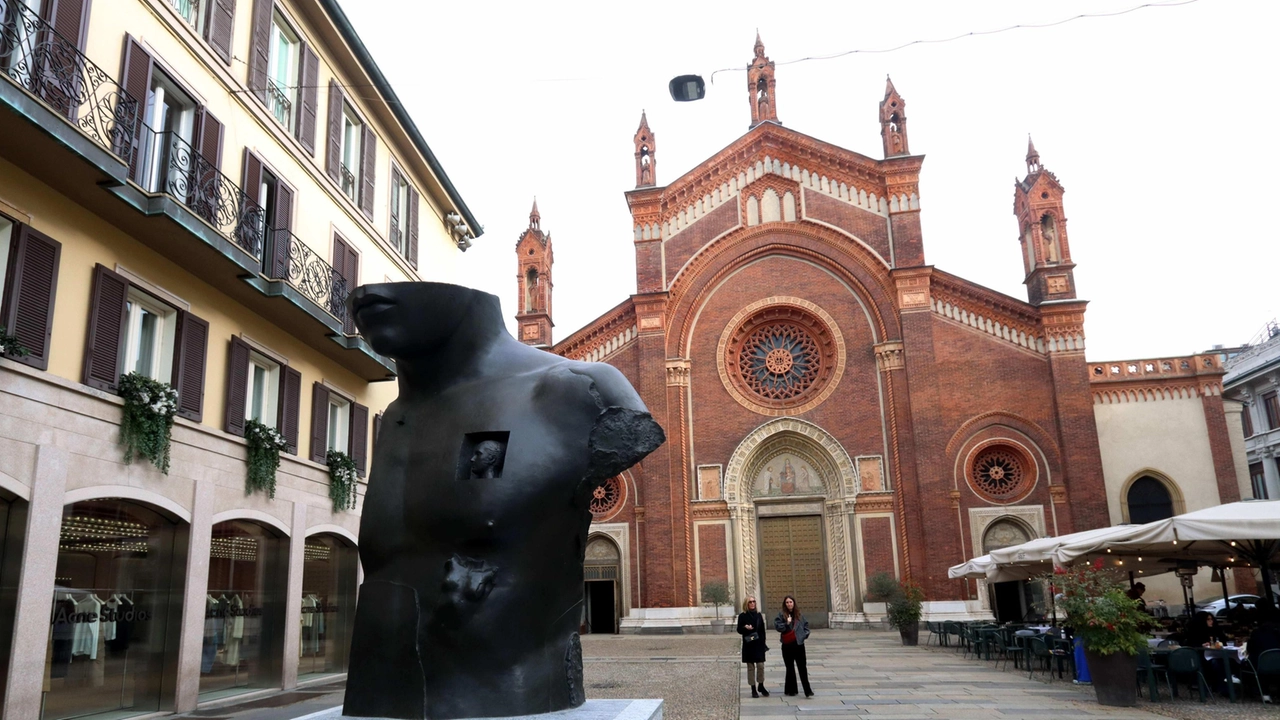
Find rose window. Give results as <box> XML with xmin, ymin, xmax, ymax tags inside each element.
<box><xmin>590</xmin><ymin>476</ymin><xmax>623</xmax><ymax>519</ymax></box>
<box><xmin>720</xmin><ymin>301</ymin><xmax>842</xmax><ymax>414</ymax></box>
<box><xmin>969</xmin><ymin>446</ymin><xmax>1031</xmax><ymax>502</ymax></box>
<box><xmin>735</xmin><ymin>322</ymin><xmax>824</xmax><ymax>403</ymax></box>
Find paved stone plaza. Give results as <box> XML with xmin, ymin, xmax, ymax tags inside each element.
<box><xmin>170</xmin><ymin>629</ymin><xmax>1274</xmax><ymax>720</ymax></box>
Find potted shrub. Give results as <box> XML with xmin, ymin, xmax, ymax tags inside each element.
<box><xmin>867</xmin><ymin>572</ymin><xmax>924</xmax><ymax>645</ymax></box>
<box><xmin>1049</xmin><ymin>560</ymin><xmax>1157</xmax><ymax>707</ymax></box>
<box><xmin>700</xmin><ymin>581</ymin><xmax>733</xmax><ymax>634</ymax></box>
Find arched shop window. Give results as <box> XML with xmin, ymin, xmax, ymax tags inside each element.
<box><xmin>200</xmin><ymin>520</ymin><xmax>288</xmax><ymax>698</ymax></box>
<box><xmin>1127</xmin><ymin>476</ymin><xmax>1175</xmax><ymax>524</ymax></box>
<box><xmin>300</xmin><ymin>534</ymin><xmax>358</xmax><ymax>678</ymax></box>
<box><xmin>46</xmin><ymin>498</ymin><xmax>181</xmax><ymax>719</ymax></box>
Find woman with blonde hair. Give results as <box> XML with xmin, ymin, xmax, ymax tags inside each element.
<box><xmin>737</xmin><ymin>596</ymin><xmax>770</xmax><ymax>698</ymax></box>
<box><xmin>774</xmin><ymin>595</ymin><xmax>813</xmax><ymax>697</ymax></box>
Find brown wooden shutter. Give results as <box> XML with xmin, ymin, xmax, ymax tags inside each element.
<box><xmin>325</xmin><ymin>80</ymin><xmax>343</xmax><ymax>182</ymax></box>
<box><xmin>309</xmin><ymin>382</ymin><xmax>330</xmax><ymax>463</ymax></box>
<box><xmin>372</xmin><ymin>411</ymin><xmax>383</xmax><ymax>449</ymax></box>
<box><xmin>278</xmin><ymin>365</ymin><xmax>301</xmax><ymax>454</ymax></box>
<box><xmin>47</xmin><ymin>0</ymin><xmax>91</xmax><ymax>50</ymax></box>
<box><xmin>193</xmin><ymin>109</ymin><xmax>225</xmax><ymax>224</ymax></box>
<box><xmin>269</xmin><ymin>179</ymin><xmax>294</xmax><ymax>279</ymax></box>
<box><xmin>407</xmin><ymin>186</ymin><xmax>420</xmax><ymax>270</ymax></box>
<box><xmin>195</xmin><ymin>109</ymin><xmax>224</xmax><ymax>171</ymax></box>
<box><xmin>223</xmin><ymin>335</ymin><xmax>251</xmax><ymax>436</ymax></box>
<box><xmin>359</xmin><ymin>125</ymin><xmax>376</xmax><ymax>218</ymax></box>
<box><xmin>297</xmin><ymin>43</ymin><xmax>319</xmax><ymax>154</ymax></box>
<box><xmin>204</xmin><ymin>0</ymin><xmax>236</xmax><ymax>65</ymax></box>
<box><xmin>1</xmin><ymin>226</ymin><xmax>61</xmax><ymax>370</ymax></box>
<box><xmin>349</xmin><ymin>402</ymin><xmax>368</xmax><ymax>477</ymax></box>
<box><xmin>247</xmin><ymin>0</ymin><xmax>272</xmax><ymax>104</ymax></box>
<box><xmin>170</xmin><ymin>311</ymin><xmax>209</xmax><ymax>422</ymax></box>
<box><xmin>241</xmin><ymin>148</ymin><xmax>263</xmax><ymax>206</ymax></box>
<box><xmin>333</xmin><ymin>235</ymin><xmax>358</xmax><ymax>334</ymax></box>
<box><xmin>82</xmin><ymin>264</ymin><xmax>129</xmax><ymax>392</ymax></box>
<box><xmin>119</xmin><ymin>37</ymin><xmax>154</xmax><ymax>181</ymax></box>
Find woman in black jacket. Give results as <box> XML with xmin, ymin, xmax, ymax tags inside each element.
<box><xmin>737</xmin><ymin>596</ymin><xmax>770</xmax><ymax>698</ymax></box>
<box><xmin>774</xmin><ymin>595</ymin><xmax>813</xmax><ymax>697</ymax></box>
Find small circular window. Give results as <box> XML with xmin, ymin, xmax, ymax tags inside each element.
<box><xmin>590</xmin><ymin>476</ymin><xmax>624</xmax><ymax>520</ymax></box>
<box><xmin>967</xmin><ymin>443</ymin><xmax>1035</xmax><ymax>503</ymax></box>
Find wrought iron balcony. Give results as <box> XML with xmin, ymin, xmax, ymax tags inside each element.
<box><xmin>339</xmin><ymin>163</ymin><xmax>356</xmax><ymax>199</ymax></box>
<box><xmin>267</xmin><ymin>80</ymin><xmax>293</xmax><ymax>133</ymax></box>
<box><xmin>0</xmin><ymin>0</ymin><xmax>139</xmax><ymax>162</ymax></box>
<box><xmin>266</xmin><ymin>228</ymin><xmax>349</xmax><ymax>326</ymax></box>
<box><xmin>131</xmin><ymin>123</ymin><xmax>265</xmax><ymax>259</ymax></box>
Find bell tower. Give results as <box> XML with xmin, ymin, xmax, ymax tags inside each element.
<box><xmin>634</xmin><ymin>111</ymin><xmax>656</xmax><ymax>188</ymax></box>
<box><xmin>515</xmin><ymin>199</ymin><xmax>554</xmax><ymax>347</ymax></box>
<box><xmin>1014</xmin><ymin>137</ymin><xmax>1076</xmax><ymax>306</ymax></box>
<box><xmin>747</xmin><ymin>32</ymin><xmax>778</xmax><ymax>127</ymax></box>
<box><xmin>880</xmin><ymin>76</ymin><xmax>909</xmax><ymax>157</ymax></box>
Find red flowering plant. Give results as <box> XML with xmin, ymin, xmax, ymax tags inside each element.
<box><xmin>1045</xmin><ymin>559</ymin><xmax>1156</xmax><ymax>656</ymax></box>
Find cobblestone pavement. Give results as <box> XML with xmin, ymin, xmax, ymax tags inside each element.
<box><xmin>580</xmin><ymin>633</ymin><xmax>740</xmax><ymax>720</ymax></box>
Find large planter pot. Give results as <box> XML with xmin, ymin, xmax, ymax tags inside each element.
<box><xmin>710</xmin><ymin>619</ymin><xmax>728</xmax><ymax>635</ymax></box>
<box><xmin>1084</xmin><ymin>648</ymin><xmax>1137</xmax><ymax>707</ymax></box>
<box><xmin>898</xmin><ymin>624</ymin><xmax>919</xmax><ymax>646</ymax></box>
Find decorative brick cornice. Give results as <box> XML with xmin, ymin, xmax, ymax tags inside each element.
<box><xmin>553</xmin><ymin>299</ymin><xmax>637</xmax><ymax>362</ymax></box>
<box><xmin>1038</xmin><ymin>300</ymin><xmax>1088</xmax><ymax>354</ymax></box>
<box><xmin>665</xmin><ymin>358</ymin><xmax>691</xmax><ymax>387</ymax></box>
<box><xmin>691</xmin><ymin>503</ymin><xmax>730</xmax><ymax>519</ymax></box>
<box><xmin>929</xmin><ymin>269</ymin><xmax>1046</xmax><ymax>354</ymax></box>
<box><xmin>1089</xmin><ymin>354</ymin><xmax>1226</xmax><ymax>404</ymax></box>
<box><xmin>855</xmin><ymin>493</ymin><xmax>894</xmax><ymax>514</ymax></box>
<box><xmin>893</xmin><ymin>268</ymin><xmax>932</xmax><ymax>313</ymax></box>
<box><xmin>874</xmin><ymin>340</ymin><xmax>905</xmax><ymax>371</ymax></box>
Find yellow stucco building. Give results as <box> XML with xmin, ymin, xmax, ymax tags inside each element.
<box><xmin>0</xmin><ymin>0</ymin><xmax>480</xmax><ymax>716</ymax></box>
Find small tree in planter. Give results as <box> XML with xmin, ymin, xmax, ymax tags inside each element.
<box><xmin>326</xmin><ymin>449</ymin><xmax>359</xmax><ymax>512</ymax></box>
<box><xmin>244</xmin><ymin>419</ymin><xmax>287</xmax><ymax>498</ymax></box>
<box><xmin>700</xmin><ymin>581</ymin><xmax>734</xmax><ymax>634</ymax></box>
<box><xmin>0</xmin><ymin>327</ymin><xmax>30</xmax><ymax>358</ymax></box>
<box><xmin>117</xmin><ymin>372</ymin><xmax>179</xmax><ymax>475</ymax></box>
<box><xmin>867</xmin><ymin>572</ymin><xmax>924</xmax><ymax>645</ymax></box>
<box><xmin>1047</xmin><ymin>560</ymin><xmax>1156</xmax><ymax>707</ymax></box>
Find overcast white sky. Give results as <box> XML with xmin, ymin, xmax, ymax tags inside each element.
<box><xmin>343</xmin><ymin>0</ymin><xmax>1277</xmax><ymax>361</ymax></box>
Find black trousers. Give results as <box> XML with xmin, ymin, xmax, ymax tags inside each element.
<box><xmin>781</xmin><ymin>642</ymin><xmax>812</xmax><ymax>695</ymax></box>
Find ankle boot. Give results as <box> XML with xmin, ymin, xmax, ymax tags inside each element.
<box><xmin>751</xmin><ymin>686</ymin><xmax>759</xmax><ymax>698</ymax></box>
<box><xmin>758</xmin><ymin>684</ymin><xmax>769</xmax><ymax>697</ymax></box>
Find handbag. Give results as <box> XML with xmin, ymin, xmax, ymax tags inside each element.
<box><xmin>781</xmin><ymin>628</ymin><xmax>797</xmax><ymax>644</ymax></box>
<box><xmin>744</xmin><ymin>631</ymin><xmax>760</xmax><ymax>643</ymax></box>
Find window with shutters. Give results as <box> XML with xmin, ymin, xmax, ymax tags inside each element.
<box><xmin>170</xmin><ymin>0</ymin><xmax>205</xmax><ymax>31</ymax></box>
<box><xmin>246</xmin><ymin>351</ymin><xmax>281</xmax><ymax>426</ymax></box>
<box><xmin>340</xmin><ymin>104</ymin><xmax>361</xmax><ymax>201</ymax></box>
<box><xmin>327</xmin><ymin>394</ymin><xmax>350</xmax><ymax>453</ymax></box>
<box><xmin>1</xmin><ymin>219</ymin><xmax>62</xmax><ymax>370</ymax></box>
<box><xmin>142</xmin><ymin>71</ymin><xmax>198</xmax><ymax>194</ymax></box>
<box><xmin>1251</xmin><ymin>463</ymin><xmax>1268</xmax><ymax>500</ymax></box>
<box><xmin>390</xmin><ymin>169</ymin><xmax>410</xmax><ymax>257</ymax></box>
<box><xmin>256</xmin><ymin>166</ymin><xmax>282</xmax><ymax>239</ymax></box>
<box><xmin>123</xmin><ymin>288</ymin><xmax>178</xmax><ymax>382</ymax></box>
<box><xmin>267</xmin><ymin>12</ymin><xmax>300</xmax><ymax>132</ymax></box>
<box><xmin>1242</xmin><ymin>402</ymin><xmax>1255</xmax><ymax>438</ymax></box>
<box><xmin>1265</xmin><ymin>392</ymin><xmax>1280</xmax><ymax>431</ymax></box>
<box><xmin>0</xmin><ymin>216</ymin><xmax>12</xmax><ymax>308</ymax></box>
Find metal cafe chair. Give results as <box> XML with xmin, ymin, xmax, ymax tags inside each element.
<box><xmin>1241</xmin><ymin>648</ymin><xmax>1280</xmax><ymax>703</ymax></box>
<box><xmin>1166</xmin><ymin>648</ymin><xmax>1211</xmax><ymax>702</ymax></box>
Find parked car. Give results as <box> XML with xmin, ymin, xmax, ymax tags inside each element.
<box><xmin>1196</xmin><ymin>594</ymin><xmax>1261</xmax><ymax>617</ymax></box>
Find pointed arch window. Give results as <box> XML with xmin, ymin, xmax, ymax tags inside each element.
<box><xmin>1126</xmin><ymin>476</ymin><xmax>1175</xmax><ymax>524</ymax></box>
<box><xmin>524</xmin><ymin>267</ymin><xmax>539</xmax><ymax>313</ymax></box>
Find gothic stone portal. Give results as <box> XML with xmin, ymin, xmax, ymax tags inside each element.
<box><xmin>342</xmin><ymin>283</ymin><xmax>665</xmax><ymax>720</ymax></box>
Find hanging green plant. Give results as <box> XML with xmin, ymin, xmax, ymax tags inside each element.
<box><xmin>0</xmin><ymin>326</ymin><xmax>30</xmax><ymax>357</ymax></box>
<box><xmin>245</xmin><ymin>419</ymin><xmax>287</xmax><ymax>498</ymax></box>
<box><xmin>117</xmin><ymin>372</ymin><xmax>179</xmax><ymax>475</ymax></box>
<box><xmin>326</xmin><ymin>449</ymin><xmax>359</xmax><ymax>512</ymax></box>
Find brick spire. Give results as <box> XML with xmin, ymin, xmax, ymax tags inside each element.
<box><xmin>515</xmin><ymin>198</ymin><xmax>553</xmax><ymax>346</ymax></box>
<box><xmin>634</xmin><ymin>111</ymin><xmax>656</xmax><ymax>188</ymax></box>
<box><xmin>880</xmin><ymin>75</ymin><xmax>909</xmax><ymax>158</ymax></box>
<box><xmin>747</xmin><ymin>33</ymin><xmax>778</xmax><ymax>127</ymax></box>
<box><xmin>1014</xmin><ymin>140</ymin><xmax>1075</xmax><ymax>305</ymax></box>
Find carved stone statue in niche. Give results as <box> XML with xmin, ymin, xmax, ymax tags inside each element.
<box><xmin>342</xmin><ymin>282</ymin><xmax>665</xmax><ymax>720</ymax></box>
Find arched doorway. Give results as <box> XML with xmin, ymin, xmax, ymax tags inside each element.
<box><xmin>982</xmin><ymin>517</ymin><xmax>1036</xmax><ymax>624</ymax></box>
<box><xmin>582</xmin><ymin>536</ymin><xmax>620</xmax><ymax>634</ymax></box>
<box><xmin>724</xmin><ymin>419</ymin><xmax>858</xmax><ymax>629</ymax></box>
<box><xmin>44</xmin><ymin>497</ymin><xmax>183</xmax><ymax>719</ymax></box>
<box><xmin>199</xmin><ymin>520</ymin><xmax>289</xmax><ymax>698</ymax></box>
<box><xmin>300</xmin><ymin>533</ymin><xmax>358</xmax><ymax>678</ymax></box>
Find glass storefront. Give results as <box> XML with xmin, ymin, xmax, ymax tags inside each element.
<box><xmin>0</xmin><ymin>490</ymin><xmax>26</xmax><ymax>711</ymax></box>
<box><xmin>298</xmin><ymin>534</ymin><xmax>357</xmax><ymax>677</ymax></box>
<box><xmin>199</xmin><ymin>520</ymin><xmax>287</xmax><ymax>699</ymax></box>
<box><xmin>43</xmin><ymin>499</ymin><xmax>180</xmax><ymax>720</ymax></box>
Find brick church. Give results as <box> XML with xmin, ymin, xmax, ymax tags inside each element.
<box><xmin>516</xmin><ymin>37</ymin><xmax>1250</xmax><ymax>631</ymax></box>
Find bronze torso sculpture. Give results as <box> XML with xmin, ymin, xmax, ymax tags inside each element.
<box><xmin>343</xmin><ymin>283</ymin><xmax>664</xmax><ymax>719</ymax></box>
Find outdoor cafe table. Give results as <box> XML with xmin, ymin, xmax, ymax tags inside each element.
<box><xmin>1149</xmin><ymin>646</ymin><xmax>1245</xmax><ymax>702</ymax></box>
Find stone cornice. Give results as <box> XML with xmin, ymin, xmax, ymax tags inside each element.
<box><xmin>552</xmin><ymin>298</ymin><xmax>637</xmax><ymax>362</ymax></box>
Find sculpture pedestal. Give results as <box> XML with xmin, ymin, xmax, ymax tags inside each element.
<box><xmin>306</xmin><ymin>699</ymin><xmax>664</xmax><ymax>720</ymax></box>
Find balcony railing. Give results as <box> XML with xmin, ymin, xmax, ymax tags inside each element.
<box><xmin>132</xmin><ymin>123</ymin><xmax>265</xmax><ymax>258</ymax></box>
<box><xmin>267</xmin><ymin>228</ymin><xmax>349</xmax><ymax>326</ymax></box>
<box><xmin>267</xmin><ymin>80</ymin><xmax>293</xmax><ymax>132</ymax></box>
<box><xmin>0</xmin><ymin>0</ymin><xmax>139</xmax><ymax>161</ymax></box>
<box><xmin>339</xmin><ymin>163</ymin><xmax>356</xmax><ymax>199</ymax></box>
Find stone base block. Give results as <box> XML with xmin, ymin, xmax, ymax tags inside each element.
<box><xmin>303</xmin><ymin>699</ymin><xmax>663</xmax><ymax>720</ymax></box>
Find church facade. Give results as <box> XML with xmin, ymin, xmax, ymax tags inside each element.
<box><xmin>518</xmin><ymin>38</ymin><xmax>1252</xmax><ymax>630</ymax></box>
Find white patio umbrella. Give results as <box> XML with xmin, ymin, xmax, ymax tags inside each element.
<box><xmin>1052</xmin><ymin>499</ymin><xmax>1280</xmax><ymax>606</ymax></box>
